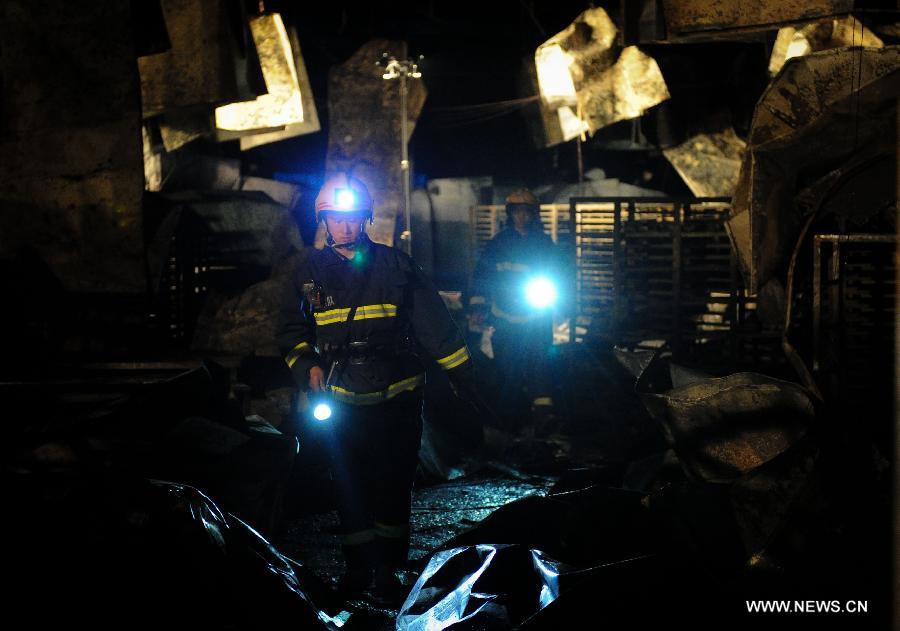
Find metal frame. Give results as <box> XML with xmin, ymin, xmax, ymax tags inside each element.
<box><xmin>812</xmin><ymin>234</ymin><xmax>896</xmax><ymax>403</ymax></box>
<box><xmin>470</xmin><ymin>197</ymin><xmax>752</xmax><ymax>354</ymax></box>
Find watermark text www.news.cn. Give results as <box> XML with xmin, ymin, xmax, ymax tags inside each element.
<box><xmin>746</xmin><ymin>600</ymin><xmax>868</xmax><ymax>614</ymax></box>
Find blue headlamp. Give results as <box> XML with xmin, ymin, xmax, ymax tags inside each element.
<box><xmin>334</xmin><ymin>188</ymin><xmax>356</xmax><ymax>210</ymax></box>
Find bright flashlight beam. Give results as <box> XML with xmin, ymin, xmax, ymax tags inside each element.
<box><xmin>335</xmin><ymin>189</ymin><xmax>355</xmax><ymax>209</ymax></box>
<box><xmin>313</xmin><ymin>402</ymin><xmax>333</xmax><ymax>421</ymax></box>
<box><xmin>525</xmin><ymin>277</ymin><xmax>558</xmax><ymax>309</ymax></box>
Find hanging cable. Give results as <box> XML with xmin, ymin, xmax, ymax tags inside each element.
<box><xmin>424</xmin><ymin>95</ymin><xmax>540</xmax><ymax>128</ymax></box>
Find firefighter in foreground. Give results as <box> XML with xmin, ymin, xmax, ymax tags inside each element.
<box><xmin>276</xmin><ymin>173</ymin><xmax>475</xmax><ymax>599</ymax></box>
<box><xmin>469</xmin><ymin>189</ymin><xmax>565</xmax><ymax>432</ymax></box>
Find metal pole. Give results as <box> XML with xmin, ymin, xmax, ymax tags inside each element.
<box><xmin>400</xmin><ymin>70</ymin><xmax>412</xmax><ymax>255</ymax></box>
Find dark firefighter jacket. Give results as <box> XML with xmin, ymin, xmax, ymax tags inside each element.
<box><xmin>470</xmin><ymin>227</ymin><xmax>566</xmax><ymax>324</ymax></box>
<box><xmin>276</xmin><ymin>238</ymin><xmax>472</xmax><ymax>405</ymax></box>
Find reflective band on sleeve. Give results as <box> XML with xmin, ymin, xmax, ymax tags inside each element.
<box><xmin>374</xmin><ymin>522</ymin><xmax>410</xmax><ymax>539</ymax></box>
<box><xmin>496</xmin><ymin>261</ymin><xmax>530</xmax><ymax>272</ymax></box>
<box><xmin>490</xmin><ymin>302</ymin><xmax>535</xmax><ymax>324</ymax></box>
<box><xmin>285</xmin><ymin>341</ymin><xmax>312</xmax><ymax>368</ymax></box>
<box><xmin>328</xmin><ymin>373</ymin><xmax>425</xmax><ymax>405</ymax></box>
<box><xmin>436</xmin><ymin>346</ymin><xmax>470</xmax><ymax>370</ymax></box>
<box><xmin>469</xmin><ymin>295</ymin><xmax>486</xmax><ymax>305</ymax></box>
<box><xmin>314</xmin><ymin>304</ymin><xmax>398</xmax><ymax>326</ymax></box>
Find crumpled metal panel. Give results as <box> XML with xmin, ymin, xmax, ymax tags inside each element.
<box><xmin>143</xmin><ymin>125</ymin><xmax>163</xmax><ymax>192</ymax></box>
<box><xmin>577</xmin><ymin>46</ymin><xmax>670</xmax><ymax>133</ymax></box>
<box><xmin>139</xmin><ymin>0</ymin><xmax>251</xmax><ymax>117</ymax></box>
<box><xmin>535</xmin><ymin>8</ymin><xmax>617</xmax><ymax>109</ymax></box>
<box><xmin>727</xmin><ymin>46</ymin><xmax>900</xmax><ymax>291</ymax></box>
<box><xmin>634</xmin><ymin>354</ymin><xmax>816</xmax><ymax>482</ymax></box>
<box><xmin>215</xmin><ymin>14</ymin><xmax>304</xmax><ymax>133</ymax></box>
<box><xmin>534</xmin><ymin>8</ymin><xmax>669</xmax><ymax>138</ymax></box>
<box><xmin>769</xmin><ymin>15</ymin><xmax>883</xmax><ymax>75</ymax></box>
<box><xmin>661</xmin><ymin>0</ymin><xmax>855</xmax><ymax>36</ymax></box>
<box><xmin>662</xmin><ymin>128</ymin><xmax>746</xmax><ymax>197</ymax></box>
<box><xmin>239</xmin><ymin>27</ymin><xmax>320</xmax><ymax>150</ymax></box>
<box><xmin>159</xmin><ymin>108</ymin><xmax>212</xmax><ymax>152</ymax></box>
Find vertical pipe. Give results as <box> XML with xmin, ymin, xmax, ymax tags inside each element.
<box><xmin>672</xmin><ymin>202</ymin><xmax>683</xmax><ymax>356</ymax></box>
<box><xmin>569</xmin><ymin>197</ymin><xmax>577</xmax><ymax>344</ymax></box>
<box><xmin>400</xmin><ymin>69</ymin><xmax>412</xmax><ymax>255</ymax></box>
<box><xmin>828</xmin><ymin>240</ymin><xmax>842</xmax><ymax>400</ymax></box>
<box><xmin>576</xmin><ymin>136</ymin><xmax>584</xmax><ymax>184</ymax></box>
<box><xmin>813</xmin><ymin>236</ymin><xmax>822</xmax><ymax>371</ymax></box>
<box><xmin>612</xmin><ymin>200</ymin><xmax>622</xmax><ymax>341</ymax></box>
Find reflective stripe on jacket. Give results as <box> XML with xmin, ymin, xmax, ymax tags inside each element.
<box><xmin>276</xmin><ymin>238</ymin><xmax>472</xmax><ymax>403</ymax></box>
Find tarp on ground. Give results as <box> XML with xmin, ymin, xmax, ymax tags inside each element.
<box><xmin>7</xmin><ymin>475</ymin><xmax>347</xmax><ymax>629</ymax></box>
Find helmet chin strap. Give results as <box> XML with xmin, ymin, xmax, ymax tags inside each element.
<box><xmin>326</xmin><ymin>222</ymin><xmax>368</xmax><ymax>251</ymax></box>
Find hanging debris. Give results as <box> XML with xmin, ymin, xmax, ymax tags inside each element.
<box><xmin>533</xmin><ymin>7</ymin><xmax>669</xmax><ymax>143</ymax></box>
<box><xmin>215</xmin><ymin>14</ymin><xmax>305</xmax><ymax>135</ymax></box>
<box><xmin>139</xmin><ymin>0</ymin><xmax>255</xmax><ymax>118</ymax></box>
<box><xmin>662</xmin><ymin>127</ymin><xmax>746</xmax><ymax>197</ymax></box>
<box><xmin>576</xmin><ymin>46</ymin><xmax>670</xmax><ymax>134</ymax></box>
<box><xmin>768</xmin><ymin>15</ymin><xmax>884</xmax><ymax>75</ymax></box>
<box><xmin>238</xmin><ymin>27</ymin><xmax>321</xmax><ymax>150</ymax></box>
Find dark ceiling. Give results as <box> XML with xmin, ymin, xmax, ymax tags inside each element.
<box><xmin>237</xmin><ymin>1</ymin><xmax>770</xmax><ymax>192</ymax></box>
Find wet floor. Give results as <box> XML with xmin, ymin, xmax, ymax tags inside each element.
<box><xmin>274</xmin><ymin>470</ymin><xmax>556</xmax><ymax>587</ymax></box>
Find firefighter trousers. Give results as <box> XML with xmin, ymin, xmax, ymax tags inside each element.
<box><xmin>324</xmin><ymin>389</ymin><xmax>423</xmax><ymax>573</ymax></box>
<box><xmin>491</xmin><ymin>318</ymin><xmax>554</xmax><ymax>430</ymax></box>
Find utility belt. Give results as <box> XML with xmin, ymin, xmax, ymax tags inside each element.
<box><xmin>321</xmin><ymin>338</ymin><xmax>415</xmax><ymax>367</ymax></box>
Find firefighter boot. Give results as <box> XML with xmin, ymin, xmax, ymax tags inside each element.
<box><xmin>337</xmin><ymin>541</ymin><xmax>376</xmax><ymax>597</ymax></box>
<box><xmin>372</xmin><ymin>534</ymin><xmax>409</xmax><ymax>606</ymax></box>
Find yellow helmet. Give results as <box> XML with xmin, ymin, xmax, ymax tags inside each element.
<box><xmin>505</xmin><ymin>188</ymin><xmax>540</xmax><ymax>221</ymax></box>
<box><xmin>505</xmin><ymin>188</ymin><xmax>539</xmax><ymax>205</ymax></box>
<box><xmin>315</xmin><ymin>173</ymin><xmax>373</xmax><ymax>222</ymax></box>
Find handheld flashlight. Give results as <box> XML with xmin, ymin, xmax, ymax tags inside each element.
<box><xmin>524</xmin><ymin>276</ymin><xmax>558</xmax><ymax>309</ymax></box>
<box><xmin>309</xmin><ymin>360</ymin><xmax>338</xmax><ymax>423</ymax></box>
<box><xmin>312</xmin><ymin>401</ymin><xmax>333</xmax><ymax>421</ymax></box>
<box><xmin>335</xmin><ymin>188</ymin><xmax>356</xmax><ymax>209</ymax></box>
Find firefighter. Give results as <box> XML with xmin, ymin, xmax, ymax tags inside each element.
<box><xmin>469</xmin><ymin>189</ymin><xmax>564</xmax><ymax>432</ymax></box>
<box><xmin>276</xmin><ymin>173</ymin><xmax>474</xmax><ymax>599</ymax></box>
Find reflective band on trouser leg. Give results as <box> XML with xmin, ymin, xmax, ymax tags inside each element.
<box><xmin>341</xmin><ymin>529</ymin><xmax>377</xmax><ymax>546</ymax></box>
<box><xmin>285</xmin><ymin>341</ymin><xmax>312</xmax><ymax>368</ymax></box>
<box><xmin>436</xmin><ymin>345</ymin><xmax>470</xmax><ymax>370</ymax></box>
<box><xmin>374</xmin><ymin>522</ymin><xmax>409</xmax><ymax>539</ymax></box>
<box><xmin>532</xmin><ymin>397</ymin><xmax>553</xmax><ymax>407</ymax></box>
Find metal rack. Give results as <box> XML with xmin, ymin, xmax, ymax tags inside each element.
<box><xmin>471</xmin><ymin>197</ymin><xmax>757</xmax><ymax>361</ymax></box>
<box><xmin>812</xmin><ymin>234</ymin><xmax>896</xmax><ymax>411</ymax></box>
